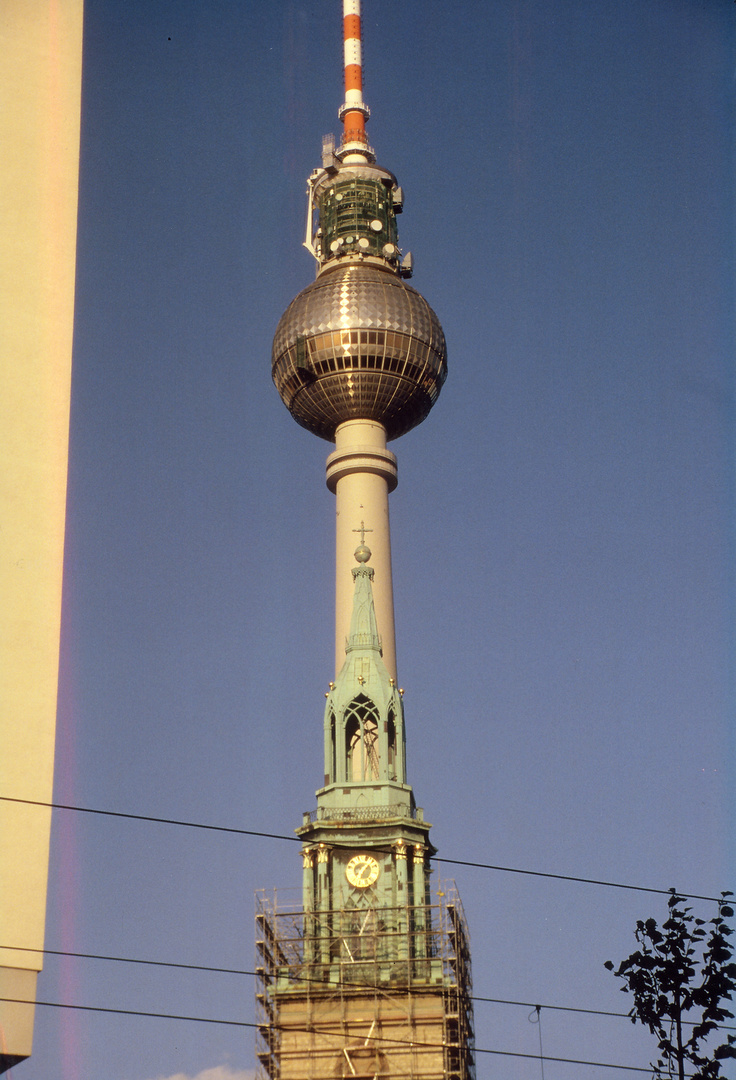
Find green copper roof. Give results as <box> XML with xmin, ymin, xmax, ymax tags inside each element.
<box><xmin>329</xmin><ymin>546</ymin><xmax>399</xmax><ymax>721</ymax></box>
<box><xmin>321</xmin><ymin>544</ymin><xmax>406</xmax><ymax>792</ymax></box>
<box><xmin>345</xmin><ymin>562</ymin><xmax>381</xmax><ymax>655</ymax></box>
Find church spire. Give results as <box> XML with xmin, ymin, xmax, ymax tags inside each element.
<box><xmin>346</xmin><ymin>539</ymin><xmax>381</xmax><ymax>655</ymax></box>
<box><xmin>295</xmin><ymin>528</ymin><xmax>433</xmax><ymax>923</ymax></box>
<box><xmin>321</xmin><ymin>537</ymin><xmax>405</xmax><ymax>790</ymax></box>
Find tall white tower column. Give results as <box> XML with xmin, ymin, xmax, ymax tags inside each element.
<box><xmin>0</xmin><ymin>2</ymin><xmax>82</xmax><ymax>1071</ymax></box>
<box><xmin>326</xmin><ymin>419</ymin><xmax>398</xmax><ymax>681</ymax></box>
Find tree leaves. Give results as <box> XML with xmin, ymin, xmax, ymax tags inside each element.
<box><xmin>605</xmin><ymin>890</ymin><xmax>736</xmax><ymax>1080</ymax></box>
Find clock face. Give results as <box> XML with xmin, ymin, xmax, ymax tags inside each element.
<box><xmin>345</xmin><ymin>854</ymin><xmax>380</xmax><ymax>888</ymax></box>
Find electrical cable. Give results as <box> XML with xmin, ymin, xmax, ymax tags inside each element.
<box><xmin>1</xmin><ymin>795</ymin><xmax>726</xmax><ymax>903</ymax></box>
<box><xmin>529</xmin><ymin>1005</ymin><xmax>546</xmax><ymax>1080</ymax></box>
<box><xmin>3</xmin><ymin>794</ymin><xmax>731</xmax><ymax>1069</ymax></box>
<box><xmin>0</xmin><ymin>794</ymin><xmax>294</xmax><ymax>844</ymax></box>
<box><xmin>2</xmin><ymin>943</ymin><xmax>732</xmax><ymax>1031</ymax></box>
<box><xmin>0</xmin><ymin>994</ymin><xmax>664</xmax><ymax>1073</ymax></box>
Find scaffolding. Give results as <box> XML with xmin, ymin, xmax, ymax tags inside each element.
<box><xmin>255</xmin><ymin>882</ymin><xmax>475</xmax><ymax>1080</ymax></box>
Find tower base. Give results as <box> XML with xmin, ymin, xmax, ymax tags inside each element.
<box><xmin>255</xmin><ymin>885</ymin><xmax>475</xmax><ymax>1080</ymax></box>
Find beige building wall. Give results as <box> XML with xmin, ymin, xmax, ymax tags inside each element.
<box><xmin>275</xmin><ymin>992</ymin><xmax>448</xmax><ymax>1079</ymax></box>
<box><xmin>0</xmin><ymin>0</ymin><xmax>83</xmax><ymax>1069</ymax></box>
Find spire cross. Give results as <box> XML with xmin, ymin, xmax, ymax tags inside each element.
<box><xmin>353</xmin><ymin>521</ymin><xmax>372</xmax><ymax>544</ymax></box>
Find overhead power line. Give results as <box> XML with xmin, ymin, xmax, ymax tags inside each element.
<box><xmin>4</xmin><ymin>942</ymin><xmax>732</xmax><ymax>1031</ymax></box>
<box><xmin>1</xmin><ymin>795</ymin><xmax>725</xmax><ymax>902</ymax></box>
<box><xmin>0</xmin><ymin>995</ymin><xmax>660</xmax><ymax>1074</ymax></box>
<box><xmin>0</xmin><ymin>794</ymin><xmax>294</xmax><ymax>844</ymax></box>
<box><xmin>0</xmin><ymin>944</ymin><xmax>637</xmax><ymax>1022</ymax></box>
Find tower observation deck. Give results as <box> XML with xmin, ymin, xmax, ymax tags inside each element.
<box><xmin>262</xmin><ymin>4</ymin><xmax>474</xmax><ymax>1078</ymax></box>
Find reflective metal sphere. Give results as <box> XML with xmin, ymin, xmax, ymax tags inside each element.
<box><xmin>272</xmin><ymin>262</ymin><xmax>447</xmax><ymax>441</ymax></box>
<box><xmin>354</xmin><ymin>543</ymin><xmax>371</xmax><ymax>563</ymax></box>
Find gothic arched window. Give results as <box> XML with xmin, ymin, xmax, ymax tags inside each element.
<box><xmin>344</xmin><ymin>696</ymin><xmax>380</xmax><ymax>781</ymax></box>
<box><xmin>387</xmin><ymin>710</ymin><xmax>397</xmax><ymax>781</ymax></box>
<box><xmin>345</xmin><ymin>714</ymin><xmax>360</xmax><ymax>780</ymax></box>
<box><xmin>329</xmin><ymin>711</ymin><xmax>336</xmax><ymax>780</ymax></box>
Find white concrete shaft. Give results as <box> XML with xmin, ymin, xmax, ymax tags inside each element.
<box><xmin>1</xmin><ymin>1</ymin><xmax>83</xmax><ymax>1066</ymax></box>
<box><xmin>326</xmin><ymin>420</ymin><xmax>398</xmax><ymax>682</ymax></box>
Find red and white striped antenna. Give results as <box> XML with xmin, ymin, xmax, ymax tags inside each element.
<box><xmin>337</xmin><ymin>0</ymin><xmax>374</xmax><ymax>162</ymax></box>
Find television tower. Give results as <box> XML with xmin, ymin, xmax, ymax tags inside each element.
<box><xmin>258</xmin><ymin>4</ymin><xmax>475</xmax><ymax>1078</ymax></box>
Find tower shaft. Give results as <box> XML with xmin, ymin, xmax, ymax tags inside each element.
<box><xmin>327</xmin><ymin>419</ymin><xmax>398</xmax><ymax>681</ymax></box>
<box><xmin>0</xmin><ymin>2</ymin><xmax>82</xmax><ymax>1070</ymax></box>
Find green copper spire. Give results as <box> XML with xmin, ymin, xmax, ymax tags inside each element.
<box><xmin>322</xmin><ymin>542</ymin><xmax>406</xmax><ymax>791</ymax></box>
<box><xmin>296</xmin><ymin>533</ymin><xmax>433</xmax><ymax>921</ymax></box>
<box><xmin>346</xmin><ymin>553</ymin><xmax>381</xmax><ymax>655</ymax></box>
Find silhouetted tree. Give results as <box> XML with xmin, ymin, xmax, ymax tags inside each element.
<box><xmin>605</xmin><ymin>890</ymin><xmax>736</xmax><ymax>1080</ymax></box>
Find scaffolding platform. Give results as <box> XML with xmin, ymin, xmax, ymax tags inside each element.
<box><xmin>255</xmin><ymin>882</ymin><xmax>475</xmax><ymax>1080</ymax></box>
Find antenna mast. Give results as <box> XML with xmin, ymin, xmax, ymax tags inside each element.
<box><xmin>337</xmin><ymin>0</ymin><xmax>374</xmax><ymax>162</ymax></box>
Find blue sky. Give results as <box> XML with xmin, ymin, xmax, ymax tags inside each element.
<box><xmin>22</xmin><ymin>2</ymin><xmax>735</xmax><ymax>1078</ymax></box>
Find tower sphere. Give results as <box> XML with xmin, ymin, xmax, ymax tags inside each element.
<box><xmin>272</xmin><ymin>262</ymin><xmax>447</xmax><ymax>442</ymax></box>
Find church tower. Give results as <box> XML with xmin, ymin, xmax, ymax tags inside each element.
<box><xmin>256</xmin><ymin>4</ymin><xmax>475</xmax><ymax>1078</ymax></box>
